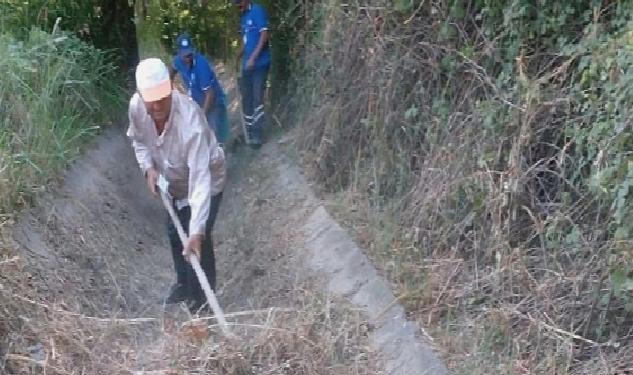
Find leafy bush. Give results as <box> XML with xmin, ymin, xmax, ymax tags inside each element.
<box><xmin>0</xmin><ymin>0</ymin><xmax>137</xmax><ymax>70</ymax></box>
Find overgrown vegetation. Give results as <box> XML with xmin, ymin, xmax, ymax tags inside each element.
<box><xmin>0</xmin><ymin>0</ymin><xmax>138</xmax><ymax>70</ymax></box>
<box><xmin>0</xmin><ymin>274</ymin><xmax>376</xmax><ymax>374</ymax></box>
<box><xmin>14</xmin><ymin>0</ymin><xmax>633</xmax><ymax>372</ymax></box>
<box><xmin>0</xmin><ymin>28</ymin><xmax>123</xmax><ymax>213</ymax></box>
<box><xmin>137</xmin><ymin>0</ymin><xmax>235</xmax><ymax>59</ymax></box>
<box><xmin>279</xmin><ymin>0</ymin><xmax>633</xmax><ymax>372</ymax></box>
<box><xmin>0</xmin><ymin>0</ymin><xmax>136</xmax><ymax>214</ymax></box>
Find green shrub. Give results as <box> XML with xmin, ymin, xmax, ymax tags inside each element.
<box><xmin>0</xmin><ymin>28</ymin><xmax>124</xmax><ymax>212</ymax></box>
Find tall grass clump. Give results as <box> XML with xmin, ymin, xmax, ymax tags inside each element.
<box><xmin>279</xmin><ymin>0</ymin><xmax>633</xmax><ymax>373</ymax></box>
<box><xmin>0</xmin><ymin>27</ymin><xmax>124</xmax><ymax>213</ymax></box>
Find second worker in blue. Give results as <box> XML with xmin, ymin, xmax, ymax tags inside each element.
<box><xmin>234</xmin><ymin>0</ymin><xmax>271</xmax><ymax>149</ymax></box>
<box><xmin>170</xmin><ymin>32</ymin><xmax>230</xmax><ymax>147</ymax></box>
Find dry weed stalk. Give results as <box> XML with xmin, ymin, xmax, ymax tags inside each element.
<box><xmin>0</xmin><ymin>251</ymin><xmax>378</xmax><ymax>374</ymax></box>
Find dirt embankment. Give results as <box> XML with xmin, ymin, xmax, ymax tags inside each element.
<box><xmin>0</xmin><ymin>107</ymin><xmax>443</xmax><ymax>374</ymax></box>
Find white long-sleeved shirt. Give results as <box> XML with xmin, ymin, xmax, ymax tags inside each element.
<box><xmin>126</xmin><ymin>90</ymin><xmax>226</xmax><ymax>235</ymax></box>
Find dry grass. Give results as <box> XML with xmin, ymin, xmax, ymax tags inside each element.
<box><xmin>280</xmin><ymin>0</ymin><xmax>633</xmax><ymax>373</ymax></box>
<box><xmin>0</xmin><ymin>244</ymin><xmax>378</xmax><ymax>374</ymax></box>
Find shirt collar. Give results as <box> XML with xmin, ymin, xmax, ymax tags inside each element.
<box><xmin>183</xmin><ymin>53</ymin><xmax>196</xmax><ymax>71</ymax></box>
<box><xmin>156</xmin><ymin>92</ymin><xmax>178</xmax><ymax>145</ymax></box>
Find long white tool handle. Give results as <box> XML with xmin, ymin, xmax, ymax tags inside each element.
<box><xmin>158</xmin><ymin>189</ymin><xmax>232</xmax><ymax>337</ymax></box>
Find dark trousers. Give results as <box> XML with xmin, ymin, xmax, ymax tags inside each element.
<box><xmin>240</xmin><ymin>66</ymin><xmax>269</xmax><ymax>144</ymax></box>
<box><xmin>166</xmin><ymin>192</ymin><xmax>223</xmax><ymax>302</ymax></box>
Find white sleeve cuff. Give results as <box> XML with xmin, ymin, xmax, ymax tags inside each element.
<box><xmin>141</xmin><ymin>160</ymin><xmax>153</xmax><ymax>172</ymax></box>
<box><xmin>189</xmin><ymin>222</ymin><xmax>206</xmax><ymax>236</ymax></box>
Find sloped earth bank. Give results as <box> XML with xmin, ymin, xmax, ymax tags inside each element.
<box><xmin>0</xmin><ymin>110</ymin><xmax>445</xmax><ymax>373</ymax></box>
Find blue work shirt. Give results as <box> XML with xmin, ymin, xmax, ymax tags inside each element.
<box><xmin>240</xmin><ymin>3</ymin><xmax>271</xmax><ymax>69</ymax></box>
<box><xmin>172</xmin><ymin>53</ymin><xmax>225</xmax><ymax>110</ymax></box>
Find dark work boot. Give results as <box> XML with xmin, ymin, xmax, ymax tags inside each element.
<box><xmin>165</xmin><ymin>283</ymin><xmax>188</xmax><ymax>304</ymax></box>
<box><xmin>187</xmin><ymin>298</ymin><xmax>211</xmax><ymax>315</ymax></box>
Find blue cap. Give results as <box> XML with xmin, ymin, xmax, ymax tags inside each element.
<box><xmin>176</xmin><ymin>33</ymin><xmax>194</xmax><ymax>57</ymax></box>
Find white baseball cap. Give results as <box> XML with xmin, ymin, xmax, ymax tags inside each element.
<box><xmin>135</xmin><ymin>58</ymin><xmax>171</xmax><ymax>102</ymax></box>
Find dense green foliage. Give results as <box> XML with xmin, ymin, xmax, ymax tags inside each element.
<box><xmin>137</xmin><ymin>0</ymin><xmax>235</xmax><ymax>59</ymax></box>
<box><xmin>0</xmin><ymin>0</ymin><xmax>137</xmax><ymax>69</ymax></box>
<box><xmin>0</xmin><ymin>1</ymin><xmax>128</xmax><ymax>212</ymax></box>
